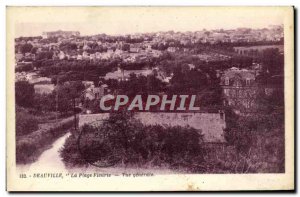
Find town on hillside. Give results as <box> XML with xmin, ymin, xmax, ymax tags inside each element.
<box><xmin>15</xmin><ymin>26</ymin><xmax>285</xmax><ymax>173</ymax></box>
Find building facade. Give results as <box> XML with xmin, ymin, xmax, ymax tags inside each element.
<box><xmin>220</xmin><ymin>68</ymin><xmax>258</xmax><ymax>113</ymax></box>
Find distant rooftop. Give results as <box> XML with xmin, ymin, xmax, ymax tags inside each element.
<box><xmin>42</xmin><ymin>30</ymin><xmax>80</xmax><ymax>38</ymax></box>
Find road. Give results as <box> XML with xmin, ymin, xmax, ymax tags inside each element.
<box><xmin>17</xmin><ymin>132</ymin><xmax>71</xmax><ymax>172</ymax></box>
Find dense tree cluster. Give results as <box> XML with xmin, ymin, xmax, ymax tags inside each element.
<box><xmin>221</xmin><ymin>89</ymin><xmax>285</xmax><ymax>172</ymax></box>
<box><xmin>15</xmin><ymin>43</ymin><xmax>33</xmax><ymax>54</ymax></box>
<box><xmin>15</xmin><ymin>81</ymin><xmax>35</xmax><ymax>107</ymax></box>
<box><xmin>16</xmin><ymin>106</ymin><xmax>39</xmax><ymax>136</ymax></box>
<box><xmin>60</xmin><ymin>112</ymin><xmax>205</xmax><ymax>169</ymax></box>
<box><xmin>15</xmin><ymin>80</ymin><xmax>85</xmax><ymax>115</ymax></box>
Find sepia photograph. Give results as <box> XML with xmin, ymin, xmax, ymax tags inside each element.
<box><xmin>6</xmin><ymin>6</ymin><xmax>294</xmax><ymax>191</ymax></box>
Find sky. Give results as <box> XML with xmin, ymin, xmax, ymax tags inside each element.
<box><xmin>10</xmin><ymin>7</ymin><xmax>286</xmax><ymax>37</ymax></box>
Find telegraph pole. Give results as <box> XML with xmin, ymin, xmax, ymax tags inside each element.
<box><xmin>56</xmin><ymin>77</ymin><xmax>59</xmax><ymax>123</ymax></box>
<box><xmin>73</xmin><ymin>97</ymin><xmax>77</xmax><ymax>131</ymax></box>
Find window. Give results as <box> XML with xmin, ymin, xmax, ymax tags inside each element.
<box><xmin>220</xmin><ymin>111</ymin><xmax>224</xmax><ymax>120</ymax></box>
<box><xmin>246</xmin><ymin>101</ymin><xmax>251</xmax><ymax>108</ymax></box>
<box><xmin>246</xmin><ymin>78</ymin><xmax>251</xmax><ymax>86</ymax></box>
<box><xmin>225</xmin><ymin>77</ymin><xmax>229</xmax><ymax>85</ymax></box>
<box><xmin>224</xmin><ymin>89</ymin><xmax>228</xmax><ymax>95</ymax></box>
<box><xmin>181</xmin><ymin>115</ymin><xmax>190</xmax><ymax>121</ymax></box>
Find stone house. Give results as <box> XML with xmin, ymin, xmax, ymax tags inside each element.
<box><xmin>220</xmin><ymin>68</ymin><xmax>258</xmax><ymax>112</ymax></box>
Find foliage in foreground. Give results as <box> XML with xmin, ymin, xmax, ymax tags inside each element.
<box><xmin>60</xmin><ymin>112</ymin><xmax>205</xmax><ymax>171</ymax></box>
<box><xmin>16</xmin><ymin>107</ymin><xmax>39</xmax><ymax>136</ymax></box>
<box><xmin>61</xmin><ymin>97</ymin><xmax>285</xmax><ymax>173</ymax></box>
<box><xmin>219</xmin><ymin>89</ymin><xmax>285</xmax><ymax>173</ymax></box>
<box><xmin>16</xmin><ymin>117</ymin><xmax>75</xmax><ymax>164</ymax></box>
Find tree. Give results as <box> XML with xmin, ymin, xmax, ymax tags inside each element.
<box><xmin>15</xmin><ymin>81</ymin><xmax>35</xmax><ymax>107</ymax></box>
<box><xmin>20</xmin><ymin>43</ymin><xmax>33</xmax><ymax>54</ymax></box>
<box><xmin>169</xmin><ymin>68</ymin><xmax>208</xmax><ymax>94</ymax></box>
<box><xmin>121</xmin><ymin>43</ymin><xmax>130</xmax><ymax>51</ymax></box>
<box><xmin>36</xmin><ymin>51</ymin><xmax>53</xmax><ymax>60</ymax></box>
<box><xmin>55</xmin><ymin>81</ymin><xmax>85</xmax><ymax>114</ymax></box>
<box><xmin>33</xmin><ymin>93</ymin><xmax>56</xmax><ymax>112</ymax></box>
<box><xmin>30</xmin><ymin>47</ymin><xmax>38</xmax><ymax>54</ymax></box>
<box><xmin>59</xmin><ymin>42</ymin><xmax>78</xmax><ymax>51</ymax></box>
<box><xmin>16</xmin><ymin>106</ymin><xmax>38</xmax><ymax>136</ymax></box>
<box><xmin>261</xmin><ymin>49</ymin><xmax>284</xmax><ymax>75</ymax></box>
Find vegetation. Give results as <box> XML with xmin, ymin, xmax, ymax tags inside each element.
<box><xmin>15</xmin><ymin>81</ymin><xmax>35</xmax><ymax>107</ymax></box>
<box><xmin>16</xmin><ymin>117</ymin><xmax>75</xmax><ymax>164</ymax></box>
<box><xmin>15</xmin><ymin>80</ymin><xmax>83</xmax><ymax>164</ymax></box>
<box><xmin>14</xmin><ymin>31</ymin><xmax>285</xmax><ymax>173</ymax></box>
<box><xmin>16</xmin><ymin>43</ymin><xmax>33</xmax><ymax>54</ymax></box>
<box><xmin>60</xmin><ymin>112</ymin><xmax>205</xmax><ymax>171</ymax></box>
<box><xmin>61</xmin><ymin>88</ymin><xmax>285</xmax><ymax>173</ymax></box>
<box><xmin>16</xmin><ymin>107</ymin><xmax>39</xmax><ymax>136</ymax></box>
<box><xmin>54</xmin><ymin>81</ymin><xmax>85</xmax><ymax>114</ymax></box>
<box><xmin>219</xmin><ymin>89</ymin><xmax>285</xmax><ymax>173</ymax></box>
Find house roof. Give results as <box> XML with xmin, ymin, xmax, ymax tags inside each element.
<box><xmin>223</xmin><ymin>70</ymin><xmax>255</xmax><ymax>80</ymax></box>
<box><xmin>104</xmin><ymin>69</ymin><xmax>152</xmax><ymax>80</ymax></box>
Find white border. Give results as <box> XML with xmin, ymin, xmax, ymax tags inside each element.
<box><xmin>1</xmin><ymin>0</ymin><xmax>299</xmax><ymax>196</ymax></box>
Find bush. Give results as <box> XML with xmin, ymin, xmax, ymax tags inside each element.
<box><xmin>60</xmin><ymin>112</ymin><xmax>205</xmax><ymax>171</ymax></box>
<box><xmin>205</xmin><ymin>127</ymin><xmax>284</xmax><ymax>173</ymax></box>
<box><xmin>16</xmin><ymin>107</ymin><xmax>39</xmax><ymax>136</ymax></box>
<box><xmin>15</xmin><ymin>81</ymin><xmax>35</xmax><ymax>107</ymax></box>
<box><xmin>60</xmin><ymin>134</ymin><xmax>87</xmax><ymax>167</ymax></box>
<box><xmin>16</xmin><ymin>117</ymin><xmax>75</xmax><ymax>164</ymax></box>
<box><xmin>15</xmin><ymin>64</ymin><xmax>33</xmax><ymax>72</ymax></box>
<box><xmin>16</xmin><ymin>142</ymin><xmax>37</xmax><ymax>163</ymax></box>
<box><xmin>222</xmin><ymin>101</ymin><xmax>285</xmax><ymax>173</ymax></box>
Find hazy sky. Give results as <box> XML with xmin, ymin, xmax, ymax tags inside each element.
<box><xmin>12</xmin><ymin>7</ymin><xmax>286</xmax><ymax>37</ymax></box>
